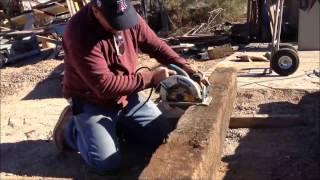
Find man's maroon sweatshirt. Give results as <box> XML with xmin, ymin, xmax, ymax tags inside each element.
<box><xmin>63</xmin><ymin>5</ymin><xmax>186</xmax><ymax>108</ymax></box>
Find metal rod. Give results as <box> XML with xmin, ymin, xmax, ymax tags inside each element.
<box><xmin>276</xmin><ymin>0</ymin><xmax>285</xmax><ymax>51</ymax></box>
<box><xmin>271</xmin><ymin>0</ymin><xmax>280</xmax><ymax>56</ymax></box>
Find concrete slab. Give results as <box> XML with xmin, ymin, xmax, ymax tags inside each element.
<box><xmin>140</xmin><ymin>67</ymin><xmax>237</xmax><ymax>179</ymax></box>
<box><xmin>220</xmin><ymin>46</ymin><xmax>319</xmax><ymax>90</ymax></box>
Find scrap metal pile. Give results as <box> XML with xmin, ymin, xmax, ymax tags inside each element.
<box><xmin>0</xmin><ymin>0</ymin><xmax>235</xmax><ymax>68</ymax></box>
<box><xmin>163</xmin><ymin>8</ymin><xmax>235</xmax><ymax>61</ymax></box>
<box><xmin>0</xmin><ymin>0</ymin><xmax>89</xmax><ymax>67</ymax></box>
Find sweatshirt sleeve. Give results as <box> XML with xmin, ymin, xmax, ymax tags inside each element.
<box><xmin>67</xmin><ymin>40</ymin><xmax>153</xmax><ymax>99</ymax></box>
<box><xmin>135</xmin><ymin>15</ymin><xmax>187</xmax><ymax>67</ymax></box>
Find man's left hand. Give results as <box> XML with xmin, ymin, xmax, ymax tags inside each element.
<box><xmin>182</xmin><ymin>63</ymin><xmax>210</xmax><ymax>86</ymax></box>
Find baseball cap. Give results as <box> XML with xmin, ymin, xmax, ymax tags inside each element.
<box><xmin>93</xmin><ymin>0</ymin><xmax>138</xmax><ymax>30</ymax></box>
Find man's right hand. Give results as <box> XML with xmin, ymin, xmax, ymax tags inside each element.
<box><xmin>152</xmin><ymin>67</ymin><xmax>176</xmax><ymax>87</ymax></box>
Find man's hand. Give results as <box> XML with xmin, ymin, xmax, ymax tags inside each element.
<box><xmin>182</xmin><ymin>63</ymin><xmax>210</xmax><ymax>86</ymax></box>
<box><xmin>181</xmin><ymin>63</ymin><xmax>197</xmax><ymax>74</ymax></box>
<box><xmin>152</xmin><ymin>67</ymin><xmax>177</xmax><ymax>87</ymax></box>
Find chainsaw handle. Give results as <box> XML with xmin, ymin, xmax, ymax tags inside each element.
<box><xmin>168</xmin><ymin>64</ymin><xmax>190</xmax><ymax>77</ymax></box>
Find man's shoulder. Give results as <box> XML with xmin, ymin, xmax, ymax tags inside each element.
<box><xmin>133</xmin><ymin>15</ymin><xmax>146</xmax><ymax>30</ymax></box>
<box><xmin>64</xmin><ymin>6</ymin><xmax>93</xmax><ymax>48</ymax></box>
<box><xmin>65</xmin><ymin>6</ymin><xmax>90</xmax><ymax>38</ymax></box>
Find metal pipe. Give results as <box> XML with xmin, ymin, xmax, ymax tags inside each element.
<box><xmin>271</xmin><ymin>0</ymin><xmax>280</xmax><ymax>56</ymax></box>
<box><xmin>276</xmin><ymin>0</ymin><xmax>285</xmax><ymax>51</ymax></box>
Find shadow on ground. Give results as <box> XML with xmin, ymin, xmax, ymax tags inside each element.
<box><xmin>23</xmin><ymin>63</ymin><xmax>64</xmax><ymax>100</ymax></box>
<box><xmin>221</xmin><ymin>92</ymin><xmax>320</xmax><ymax>180</ymax></box>
<box><xmin>0</xmin><ymin>138</ymin><xmax>173</xmax><ymax>179</ymax></box>
<box><xmin>4</xmin><ymin>49</ymin><xmax>59</xmax><ymax>68</ymax></box>
<box><xmin>0</xmin><ymin>140</ymin><xmax>84</xmax><ymax>178</ymax></box>
<box><xmin>257</xmin><ymin>91</ymin><xmax>320</xmax><ymax>125</ymax></box>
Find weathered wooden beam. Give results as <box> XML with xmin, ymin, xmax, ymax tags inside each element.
<box><xmin>230</xmin><ymin>114</ymin><xmax>304</xmax><ymax>128</ymax></box>
<box><xmin>139</xmin><ymin>66</ymin><xmax>237</xmax><ymax>179</ymax></box>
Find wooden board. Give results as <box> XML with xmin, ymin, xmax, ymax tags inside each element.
<box><xmin>208</xmin><ymin>45</ymin><xmax>234</xmax><ymax>59</ymax></box>
<box><xmin>9</xmin><ymin>3</ymin><xmax>68</xmax><ymax>26</ymax></box>
<box><xmin>230</xmin><ymin>114</ymin><xmax>304</xmax><ymax>128</ymax></box>
<box><xmin>139</xmin><ymin>67</ymin><xmax>238</xmax><ymax>179</ymax></box>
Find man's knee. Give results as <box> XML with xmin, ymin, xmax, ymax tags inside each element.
<box><xmin>86</xmin><ymin>151</ymin><xmax>121</xmax><ymax>173</ymax></box>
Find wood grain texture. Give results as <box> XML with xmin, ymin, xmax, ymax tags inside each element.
<box><xmin>140</xmin><ymin>67</ymin><xmax>237</xmax><ymax>179</ymax></box>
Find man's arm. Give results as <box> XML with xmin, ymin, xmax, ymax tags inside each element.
<box><xmin>135</xmin><ymin>15</ymin><xmax>208</xmax><ymax>84</ymax></box>
<box><xmin>67</xmin><ymin>41</ymin><xmax>153</xmax><ymax>99</ymax></box>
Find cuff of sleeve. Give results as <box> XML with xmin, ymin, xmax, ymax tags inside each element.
<box><xmin>139</xmin><ymin>70</ymin><xmax>154</xmax><ymax>89</ymax></box>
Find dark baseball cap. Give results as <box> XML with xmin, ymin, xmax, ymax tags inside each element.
<box><xmin>93</xmin><ymin>0</ymin><xmax>138</xmax><ymax>30</ymax></box>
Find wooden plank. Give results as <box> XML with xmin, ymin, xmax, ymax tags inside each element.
<box><xmin>8</xmin><ymin>3</ymin><xmax>68</xmax><ymax>26</ymax></box>
<box><xmin>1</xmin><ymin>29</ymin><xmax>45</xmax><ymax>37</ymax></box>
<box><xmin>74</xmin><ymin>1</ymin><xmax>80</xmax><ymax>12</ymax></box>
<box><xmin>32</xmin><ymin>8</ymin><xmax>55</xmax><ymax>17</ymax></box>
<box><xmin>139</xmin><ymin>67</ymin><xmax>238</xmax><ymax>179</ymax></box>
<box><xmin>66</xmin><ymin>0</ymin><xmax>73</xmax><ymax>15</ymax></box>
<box><xmin>53</xmin><ymin>1</ymin><xmax>68</xmax><ymax>8</ymax></box>
<box><xmin>31</xmin><ymin>0</ymin><xmax>65</xmax><ymax>9</ymax></box>
<box><xmin>208</xmin><ymin>45</ymin><xmax>234</xmax><ymax>59</ymax></box>
<box><xmin>67</xmin><ymin>0</ymin><xmax>76</xmax><ymax>16</ymax></box>
<box><xmin>36</xmin><ymin>35</ymin><xmax>58</xmax><ymax>49</ymax></box>
<box><xmin>41</xmin><ymin>2</ymin><xmax>68</xmax><ymax>15</ymax></box>
<box><xmin>230</xmin><ymin>114</ymin><xmax>304</xmax><ymax>128</ymax></box>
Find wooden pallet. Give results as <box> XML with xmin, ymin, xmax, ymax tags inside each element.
<box><xmin>66</xmin><ymin>0</ymin><xmax>90</xmax><ymax>16</ymax></box>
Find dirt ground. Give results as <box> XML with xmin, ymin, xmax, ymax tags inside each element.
<box><xmin>0</xmin><ymin>51</ymin><xmax>319</xmax><ymax>179</ymax></box>
<box><xmin>0</xmin><ymin>54</ymin><xmax>221</xmax><ymax>179</ymax></box>
<box><xmin>217</xmin><ymin>89</ymin><xmax>320</xmax><ymax>180</ymax></box>
<box><xmin>216</xmin><ymin>48</ymin><xmax>320</xmax><ymax>180</ymax></box>
<box><xmin>223</xmin><ymin>48</ymin><xmax>320</xmax><ymax>90</ymax></box>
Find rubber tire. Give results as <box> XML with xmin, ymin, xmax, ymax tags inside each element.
<box><xmin>271</xmin><ymin>48</ymin><xmax>300</xmax><ymax>76</ymax></box>
<box><xmin>279</xmin><ymin>44</ymin><xmax>298</xmax><ymax>53</ymax></box>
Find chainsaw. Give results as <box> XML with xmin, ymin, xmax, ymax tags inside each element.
<box><xmin>159</xmin><ymin>64</ymin><xmax>212</xmax><ymax>108</ymax></box>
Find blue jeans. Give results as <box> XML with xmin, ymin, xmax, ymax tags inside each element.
<box><xmin>63</xmin><ymin>93</ymin><xmax>171</xmax><ymax>173</ymax></box>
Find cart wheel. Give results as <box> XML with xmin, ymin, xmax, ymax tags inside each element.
<box><xmin>279</xmin><ymin>44</ymin><xmax>298</xmax><ymax>52</ymax></box>
<box><xmin>271</xmin><ymin>48</ymin><xmax>300</xmax><ymax>76</ymax></box>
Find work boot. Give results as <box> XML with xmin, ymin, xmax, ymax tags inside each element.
<box><xmin>53</xmin><ymin>105</ymin><xmax>73</xmax><ymax>152</ymax></box>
